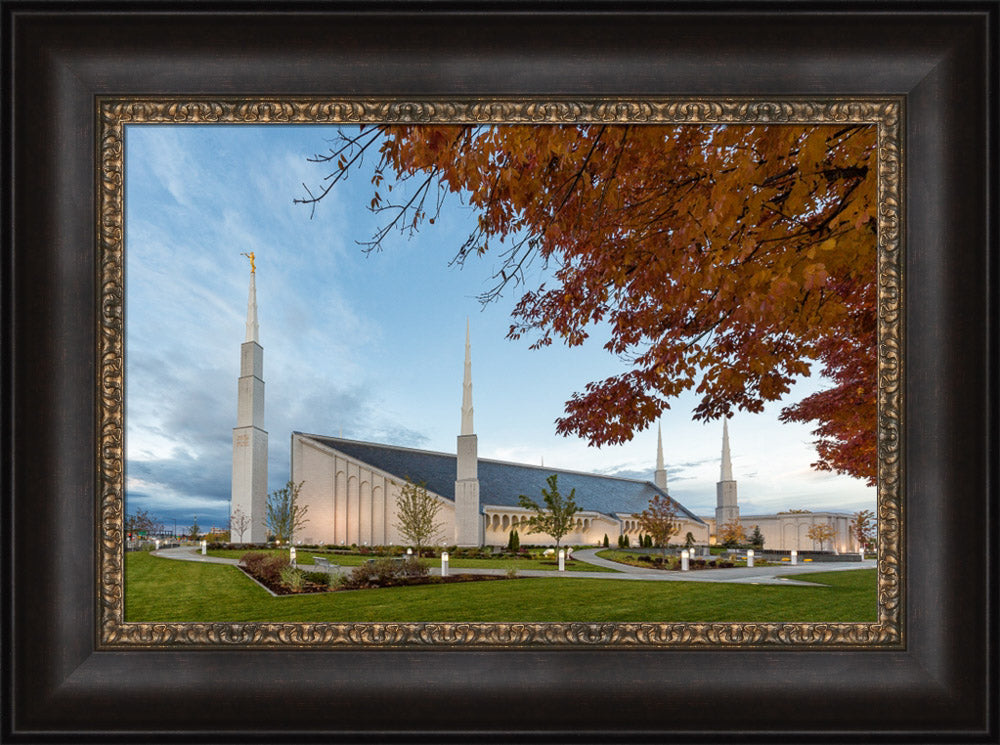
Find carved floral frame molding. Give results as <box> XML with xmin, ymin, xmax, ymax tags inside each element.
<box><xmin>97</xmin><ymin>97</ymin><xmax>902</xmax><ymax>648</ymax></box>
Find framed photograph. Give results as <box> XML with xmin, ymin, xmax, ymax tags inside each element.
<box><xmin>4</xmin><ymin>2</ymin><xmax>996</xmax><ymax>741</ymax></box>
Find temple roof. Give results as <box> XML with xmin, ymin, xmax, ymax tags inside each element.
<box><xmin>296</xmin><ymin>433</ymin><xmax>706</xmax><ymax>525</ymax></box>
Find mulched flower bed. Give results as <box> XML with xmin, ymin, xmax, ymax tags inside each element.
<box><xmin>238</xmin><ymin>566</ymin><xmax>513</xmax><ymax>596</ymax></box>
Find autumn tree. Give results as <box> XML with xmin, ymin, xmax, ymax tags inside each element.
<box><xmin>230</xmin><ymin>507</ymin><xmax>252</xmax><ymax>544</ymax></box>
<box><xmin>266</xmin><ymin>480</ymin><xmax>310</xmax><ymax>544</ymax></box>
<box><xmin>718</xmin><ymin>521</ymin><xmax>746</xmax><ymax>548</ymax></box>
<box><xmin>806</xmin><ymin>523</ymin><xmax>837</xmax><ymax>551</ymax></box>
<box><xmin>849</xmin><ymin>509</ymin><xmax>876</xmax><ymax>552</ymax></box>
<box><xmin>636</xmin><ymin>493</ymin><xmax>681</xmax><ymax>558</ymax></box>
<box><xmin>394</xmin><ymin>477</ymin><xmax>444</xmax><ymax>555</ymax></box>
<box><xmin>518</xmin><ymin>474</ymin><xmax>579</xmax><ymax>548</ymax></box>
<box><xmin>299</xmin><ymin>123</ymin><xmax>878</xmax><ymax>484</ymax></box>
<box><xmin>188</xmin><ymin>516</ymin><xmax>200</xmax><ymax>540</ymax></box>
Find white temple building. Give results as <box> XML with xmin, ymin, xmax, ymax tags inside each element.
<box><xmin>290</xmin><ymin>323</ymin><xmax>708</xmax><ymax>547</ymax></box>
<box><xmin>232</xmin><ymin>267</ymin><xmax>863</xmax><ymax>552</ymax></box>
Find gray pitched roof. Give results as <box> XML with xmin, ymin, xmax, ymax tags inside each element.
<box><xmin>297</xmin><ymin>433</ymin><xmax>705</xmax><ymax>525</ymax></box>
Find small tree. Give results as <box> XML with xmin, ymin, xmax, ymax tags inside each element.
<box><xmin>188</xmin><ymin>516</ymin><xmax>200</xmax><ymax>540</ymax></box>
<box><xmin>603</xmin><ymin>534</ymin><xmax>609</xmax><ymax>548</ymax></box>
<box><xmin>518</xmin><ymin>474</ymin><xmax>579</xmax><ymax>549</ymax></box>
<box><xmin>230</xmin><ymin>506</ymin><xmax>253</xmax><ymax>543</ymax></box>
<box><xmin>126</xmin><ymin>509</ymin><xmax>160</xmax><ymax>537</ymax></box>
<box><xmin>749</xmin><ymin>525</ymin><xmax>765</xmax><ymax>550</ymax></box>
<box><xmin>849</xmin><ymin>509</ymin><xmax>876</xmax><ymax>552</ymax></box>
<box><xmin>394</xmin><ymin>477</ymin><xmax>444</xmax><ymax>556</ymax></box>
<box><xmin>637</xmin><ymin>493</ymin><xmax>681</xmax><ymax>559</ymax></box>
<box><xmin>266</xmin><ymin>480</ymin><xmax>309</xmax><ymax>544</ymax></box>
<box><xmin>806</xmin><ymin>523</ymin><xmax>837</xmax><ymax>551</ymax></box>
<box><xmin>623</xmin><ymin>534</ymin><xmax>630</xmax><ymax>548</ymax></box>
<box><xmin>719</xmin><ymin>521</ymin><xmax>745</xmax><ymax>548</ymax></box>
<box><xmin>684</xmin><ymin>531</ymin><xmax>695</xmax><ymax>549</ymax></box>
<box><xmin>507</xmin><ymin>528</ymin><xmax>520</xmax><ymax>552</ymax></box>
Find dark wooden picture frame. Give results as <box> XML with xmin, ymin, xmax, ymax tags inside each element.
<box><xmin>3</xmin><ymin>3</ymin><xmax>996</xmax><ymax>741</ymax></box>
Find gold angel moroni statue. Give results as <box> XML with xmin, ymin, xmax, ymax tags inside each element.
<box><xmin>241</xmin><ymin>251</ymin><xmax>256</xmax><ymax>274</ymax></box>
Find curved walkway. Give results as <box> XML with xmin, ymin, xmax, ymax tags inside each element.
<box><xmin>571</xmin><ymin>548</ymin><xmax>878</xmax><ymax>585</ymax></box>
<box><xmin>152</xmin><ymin>546</ymin><xmax>876</xmax><ymax>586</ymax></box>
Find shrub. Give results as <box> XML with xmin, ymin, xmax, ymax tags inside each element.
<box><xmin>240</xmin><ymin>551</ymin><xmax>291</xmax><ymax>586</ymax></box>
<box><xmin>280</xmin><ymin>565</ymin><xmax>305</xmax><ymax>591</ymax></box>
<box><xmin>508</xmin><ymin>529</ymin><xmax>520</xmax><ymax>552</ymax></box>
<box><xmin>506</xmin><ymin>567</ymin><xmax>519</xmax><ymax>579</ymax></box>
<box><xmin>342</xmin><ymin>556</ymin><xmax>429</xmax><ymax>589</ymax></box>
<box><xmin>398</xmin><ymin>556</ymin><xmax>429</xmax><ymax>578</ymax></box>
<box><xmin>303</xmin><ymin>571</ymin><xmax>329</xmax><ymax>587</ymax></box>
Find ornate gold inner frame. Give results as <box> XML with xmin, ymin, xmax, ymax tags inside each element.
<box><xmin>98</xmin><ymin>98</ymin><xmax>902</xmax><ymax>648</ymax></box>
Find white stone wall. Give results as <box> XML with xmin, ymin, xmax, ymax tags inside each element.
<box><xmin>454</xmin><ymin>434</ymin><xmax>482</xmax><ymax>545</ymax></box>
<box><xmin>617</xmin><ymin>514</ymin><xmax>711</xmax><ymax>546</ymax></box>
<box><xmin>483</xmin><ymin>509</ymin><xmax>710</xmax><ymax>547</ymax></box>
<box><xmin>715</xmin><ymin>480</ymin><xmax>739</xmax><ymax>525</ymax></box>
<box><xmin>291</xmin><ymin>434</ymin><xmax>456</xmax><ymax>547</ymax></box>
<box><xmin>231</xmin><ymin>426</ymin><xmax>267</xmax><ymax>542</ymax></box>
<box><xmin>484</xmin><ymin>509</ymin><xmax>622</xmax><ymax>546</ymax></box>
<box><xmin>703</xmin><ymin>513</ymin><xmax>860</xmax><ymax>552</ymax></box>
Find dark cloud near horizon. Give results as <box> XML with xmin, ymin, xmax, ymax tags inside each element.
<box><xmin>126</xmin><ymin>343</ymin><xmax>431</xmax><ymax>527</ymax></box>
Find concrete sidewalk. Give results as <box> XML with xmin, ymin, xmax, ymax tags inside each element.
<box><xmin>152</xmin><ymin>546</ymin><xmax>874</xmax><ymax>586</ymax></box>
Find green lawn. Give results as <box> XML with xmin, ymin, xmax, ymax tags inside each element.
<box><xmin>204</xmin><ymin>548</ymin><xmax>618</xmax><ymax>573</ymax></box>
<box><xmin>126</xmin><ymin>552</ymin><xmax>876</xmax><ymax>623</ymax></box>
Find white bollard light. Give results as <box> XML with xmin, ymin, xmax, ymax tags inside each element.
<box><xmin>154</xmin><ymin>539</ymin><xmax>160</xmax><ymax>550</ymax></box>
<box><xmin>681</xmin><ymin>549</ymin><xmax>690</xmax><ymax>571</ymax></box>
<box><xmin>200</xmin><ymin>540</ymin><xmax>207</xmax><ymax>555</ymax></box>
<box><xmin>558</xmin><ymin>549</ymin><xmax>565</xmax><ymax>572</ymax></box>
<box><xmin>791</xmin><ymin>550</ymin><xmax>798</xmax><ymax>565</ymax></box>
<box><xmin>747</xmin><ymin>549</ymin><xmax>754</xmax><ymax>568</ymax></box>
<box><xmin>406</xmin><ymin>548</ymin><xmax>413</xmax><ymax>557</ymax></box>
<box><xmin>441</xmin><ymin>551</ymin><xmax>449</xmax><ymax>577</ymax></box>
<box><xmin>290</xmin><ymin>546</ymin><xmax>297</xmax><ymax>567</ymax></box>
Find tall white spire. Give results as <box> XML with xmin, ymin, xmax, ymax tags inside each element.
<box><xmin>720</xmin><ymin>418</ymin><xmax>733</xmax><ymax>482</ymax></box>
<box><xmin>245</xmin><ymin>270</ymin><xmax>259</xmax><ymax>343</ymax></box>
<box><xmin>455</xmin><ymin>319</ymin><xmax>482</xmax><ymax>546</ymax></box>
<box><xmin>232</xmin><ymin>254</ymin><xmax>267</xmax><ymax>544</ymax></box>
<box><xmin>654</xmin><ymin>421</ymin><xmax>668</xmax><ymax>491</ymax></box>
<box><xmin>715</xmin><ymin>418</ymin><xmax>739</xmax><ymax>528</ymax></box>
<box><xmin>460</xmin><ymin>318</ymin><xmax>474</xmax><ymax>435</ymax></box>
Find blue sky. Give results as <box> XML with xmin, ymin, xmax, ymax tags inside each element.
<box><xmin>124</xmin><ymin>124</ymin><xmax>875</xmax><ymax>533</ymax></box>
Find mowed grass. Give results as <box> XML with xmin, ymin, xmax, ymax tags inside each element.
<box><xmin>126</xmin><ymin>552</ymin><xmax>876</xmax><ymax>623</ymax></box>
<box><xmin>204</xmin><ymin>548</ymin><xmax>618</xmax><ymax>573</ymax></box>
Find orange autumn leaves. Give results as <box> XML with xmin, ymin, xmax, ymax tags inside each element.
<box><xmin>326</xmin><ymin>123</ymin><xmax>878</xmax><ymax>484</ymax></box>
